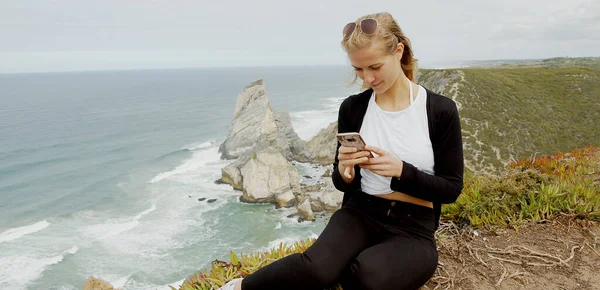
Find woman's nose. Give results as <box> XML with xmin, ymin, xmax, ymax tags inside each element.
<box><xmin>364</xmin><ymin>71</ymin><xmax>375</xmax><ymax>84</ymax></box>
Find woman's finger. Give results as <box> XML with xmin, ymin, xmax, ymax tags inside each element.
<box><xmin>360</xmin><ymin>164</ymin><xmax>387</xmax><ymax>170</ymax></box>
<box><xmin>365</xmin><ymin>156</ymin><xmax>387</xmax><ymax>164</ymax></box>
<box><xmin>364</xmin><ymin>145</ymin><xmax>387</xmax><ymax>156</ymax></box>
<box><xmin>339</xmin><ymin>146</ymin><xmax>358</xmax><ymax>154</ymax></box>
<box><xmin>348</xmin><ymin>151</ymin><xmax>371</xmax><ymax>160</ymax></box>
<box><xmin>343</xmin><ymin>156</ymin><xmax>369</xmax><ymax>167</ymax></box>
<box><xmin>344</xmin><ymin>166</ymin><xmax>351</xmax><ymax>178</ymax></box>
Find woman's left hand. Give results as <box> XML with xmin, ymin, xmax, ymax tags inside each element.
<box><xmin>359</xmin><ymin>145</ymin><xmax>404</xmax><ymax>178</ymax></box>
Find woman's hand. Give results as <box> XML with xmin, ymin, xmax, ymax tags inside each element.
<box><xmin>359</xmin><ymin>145</ymin><xmax>404</xmax><ymax>178</ymax></box>
<box><xmin>338</xmin><ymin>146</ymin><xmax>372</xmax><ymax>180</ymax></box>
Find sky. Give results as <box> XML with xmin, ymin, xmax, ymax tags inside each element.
<box><xmin>0</xmin><ymin>0</ymin><xmax>599</xmax><ymax>73</ymax></box>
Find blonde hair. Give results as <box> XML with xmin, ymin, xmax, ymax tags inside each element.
<box><xmin>341</xmin><ymin>12</ymin><xmax>418</xmax><ymax>89</ymax></box>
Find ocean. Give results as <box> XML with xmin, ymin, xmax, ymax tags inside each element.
<box><xmin>0</xmin><ymin>66</ymin><xmax>360</xmax><ymax>290</ymax></box>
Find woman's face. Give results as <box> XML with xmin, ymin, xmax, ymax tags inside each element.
<box><xmin>347</xmin><ymin>41</ymin><xmax>403</xmax><ymax>94</ymax></box>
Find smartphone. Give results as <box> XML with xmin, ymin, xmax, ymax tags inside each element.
<box><xmin>336</xmin><ymin>132</ymin><xmax>374</xmax><ymax>157</ymax></box>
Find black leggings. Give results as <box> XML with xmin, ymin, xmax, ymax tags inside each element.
<box><xmin>241</xmin><ymin>191</ymin><xmax>438</xmax><ymax>290</ymax></box>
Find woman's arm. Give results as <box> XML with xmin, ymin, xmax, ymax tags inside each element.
<box><xmin>390</xmin><ymin>102</ymin><xmax>464</xmax><ymax>204</ymax></box>
<box><xmin>332</xmin><ymin>99</ymin><xmax>356</xmax><ymax>192</ymax></box>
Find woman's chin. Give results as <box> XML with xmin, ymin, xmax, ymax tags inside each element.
<box><xmin>372</xmin><ymin>84</ymin><xmax>386</xmax><ymax>93</ymax></box>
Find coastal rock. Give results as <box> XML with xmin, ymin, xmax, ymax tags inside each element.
<box><xmin>262</xmin><ymin>110</ymin><xmax>307</xmax><ymax>160</ymax></box>
<box><xmin>301</xmin><ymin>182</ymin><xmax>328</xmax><ymax>193</ymax></box>
<box><xmin>213</xmin><ymin>179</ymin><xmax>227</xmax><ymax>185</ymax></box>
<box><xmin>296</xmin><ymin>198</ymin><xmax>315</xmax><ymax>222</ymax></box>
<box><xmin>275</xmin><ymin>190</ymin><xmax>296</xmax><ymax>208</ymax></box>
<box><xmin>83</xmin><ymin>277</ymin><xmax>118</xmax><ymax>290</ymax></box>
<box><xmin>303</xmin><ymin>178</ymin><xmax>343</xmax><ymax>212</ymax></box>
<box><xmin>295</xmin><ymin>121</ymin><xmax>338</xmax><ymax>164</ymax></box>
<box><xmin>322</xmin><ymin>165</ymin><xmax>333</xmax><ymax>177</ymax></box>
<box><xmin>218</xmin><ymin>80</ymin><xmax>305</xmax><ymax>160</ymax></box>
<box><xmin>221</xmin><ymin>154</ymin><xmax>251</xmax><ymax>190</ymax></box>
<box><xmin>240</xmin><ymin>151</ymin><xmax>301</xmax><ymax>203</ymax></box>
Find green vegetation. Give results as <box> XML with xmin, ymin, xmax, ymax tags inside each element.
<box><xmin>419</xmin><ymin>66</ymin><xmax>600</xmax><ymax>173</ymax></box>
<box><xmin>442</xmin><ymin>146</ymin><xmax>600</xmax><ymax>227</ymax></box>
<box><xmin>176</xmin><ymin>146</ymin><xmax>600</xmax><ymax>290</ymax></box>
<box><xmin>466</xmin><ymin>57</ymin><xmax>600</xmax><ymax>68</ymax></box>
<box><xmin>175</xmin><ymin>238</ymin><xmax>323</xmax><ymax>290</ymax></box>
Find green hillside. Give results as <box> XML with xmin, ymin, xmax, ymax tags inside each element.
<box><xmin>464</xmin><ymin>57</ymin><xmax>600</xmax><ymax>69</ymax></box>
<box><xmin>418</xmin><ymin>67</ymin><xmax>600</xmax><ymax>174</ymax></box>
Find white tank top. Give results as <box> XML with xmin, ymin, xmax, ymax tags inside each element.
<box><xmin>360</xmin><ymin>80</ymin><xmax>435</xmax><ymax>195</ymax></box>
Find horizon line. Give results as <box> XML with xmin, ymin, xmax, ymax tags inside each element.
<box><xmin>1</xmin><ymin>56</ymin><xmax>598</xmax><ymax>75</ymax></box>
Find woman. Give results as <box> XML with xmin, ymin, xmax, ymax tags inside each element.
<box><xmin>220</xmin><ymin>12</ymin><xmax>464</xmax><ymax>290</ymax></box>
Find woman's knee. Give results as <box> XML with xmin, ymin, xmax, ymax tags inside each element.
<box><xmin>349</xmin><ymin>254</ymin><xmax>437</xmax><ymax>290</ymax></box>
<box><xmin>349</xmin><ymin>259</ymin><xmax>397</xmax><ymax>290</ymax></box>
<box><xmin>283</xmin><ymin>208</ymin><xmax>370</xmax><ymax>288</ymax></box>
<box><xmin>298</xmin><ymin>252</ymin><xmax>343</xmax><ymax>287</ymax></box>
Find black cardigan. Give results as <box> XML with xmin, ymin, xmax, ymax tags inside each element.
<box><xmin>332</xmin><ymin>87</ymin><xmax>464</xmax><ymax>230</ymax></box>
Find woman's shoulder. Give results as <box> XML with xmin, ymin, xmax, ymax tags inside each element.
<box><xmin>339</xmin><ymin>88</ymin><xmax>373</xmax><ymax>111</ymax></box>
<box><xmin>423</xmin><ymin>87</ymin><xmax>459</xmax><ymax>115</ymax></box>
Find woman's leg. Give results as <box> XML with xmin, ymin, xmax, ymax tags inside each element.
<box><xmin>340</xmin><ymin>236</ymin><xmax>438</xmax><ymax>290</ymax></box>
<box><xmin>241</xmin><ymin>207</ymin><xmax>374</xmax><ymax>290</ymax></box>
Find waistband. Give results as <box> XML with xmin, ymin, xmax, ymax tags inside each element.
<box><xmin>346</xmin><ymin>190</ymin><xmax>436</xmax><ymax>240</ymax></box>
<box><xmin>347</xmin><ymin>190</ymin><xmax>434</xmax><ymax>217</ymax></box>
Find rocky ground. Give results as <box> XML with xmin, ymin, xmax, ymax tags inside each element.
<box><xmin>424</xmin><ymin>217</ymin><xmax>600</xmax><ymax>290</ymax></box>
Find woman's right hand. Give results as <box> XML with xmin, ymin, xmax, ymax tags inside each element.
<box><xmin>338</xmin><ymin>146</ymin><xmax>372</xmax><ymax>181</ymax></box>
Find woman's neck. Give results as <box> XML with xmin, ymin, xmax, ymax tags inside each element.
<box><xmin>375</xmin><ymin>75</ymin><xmax>412</xmax><ymax>111</ymax></box>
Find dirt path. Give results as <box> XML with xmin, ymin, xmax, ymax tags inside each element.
<box><xmin>423</xmin><ymin>218</ymin><xmax>600</xmax><ymax>290</ymax></box>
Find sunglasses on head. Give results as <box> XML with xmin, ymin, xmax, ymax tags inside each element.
<box><xmin>342</xmin><ymin>18</ymin><xmax>378</xmax><ymax>41</ymax></box>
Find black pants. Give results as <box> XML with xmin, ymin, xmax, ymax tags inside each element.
<box><xmin>241</xmin><ymin>191</ymin><xmax>438</xmax><ymax>290</ymax></box>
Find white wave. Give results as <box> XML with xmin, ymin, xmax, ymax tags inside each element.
<box><xmin>135</xmin><ymin>204</ymin><xmax>157</xmax><ymax>220</ymax></box>
<box><xmin>0</xmin><ymin>254</ymin><xmax>64</xmax><ymax>289</ymax></box>
<box><xmin>55</xmin><ymin>285</ymin><xmax>78</xmax><ymax>290</ymax></box>
<box><xmin>66</xmin><ymin>246</ymin><xmax>79</xmax><ymax>255</ymax></box>
<box><xmin>149</xmin><ymin>144</ymin><xmax>224</xmax><ymax>184</ymax></box>
<box><xmin>182</xmin><ymin>140</ymin><xmax>215</xmax><ymax>151</ymax></box>
<box><xmin>102</xmin><ymin>221</ymin><xmax>137</xmax><ymax>240</ymax></box>
<box><xmin>256</xmin><ymin>234</ymin><xmax>319</xmax><ymax>253</ymax></box>
<box><xmin>290</xmin><ymin>110</ymin><xmax>338</xmax><ymax>141</ymax></box>
<box><xmin>289</xmin><ymin>96</ymin><xmax>344</xmax><ymax>141</ymax></box>
<box><xmin>156</xmin><ymin>278</ymin><xmax>186</xmax><ymax>290</ymax></box>
<box><xmin>0</xmin><ymin>220</ymin><xmax>50</xmax><ymax>244</ymax></box>
<box><xmin>110</xmin><ymin>275</ymin><xmax>131</xmax><ymax>288</ymax></box>
<box><xmin>84</xmin><ymin>204</ymin><xmax>156</xmax><ymax>240</ymax></box>
<box><xmin>292</xmin><ymin>161</ymin><xmax>328</xmax><ymax>186</ymax></box>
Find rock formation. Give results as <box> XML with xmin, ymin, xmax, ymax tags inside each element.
<box><xmin>219</xmin><ymin>79</ymin><xmax>343</xmax><ymax>219</ymax></box>
<box><xmin>239</xmin><ymin>150</ymin><xmax>301</xmax><ymax>203</ymax></box>
<box><xmin>218</xmin><ymin>80</ymin><xmax>305</xmax><ymax>160</ymax></box>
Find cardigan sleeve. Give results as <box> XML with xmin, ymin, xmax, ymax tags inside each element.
<box><xmin>332</xmin><ymin>98</ymin><xmax>354</xmax><ymax>193</ymax></box>
<box><xmin>389</xmin><ymin>101</ymin><xmax>464</xmax><ymax>204</ymax></box>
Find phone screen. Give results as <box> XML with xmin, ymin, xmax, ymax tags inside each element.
<box><xmin>336</xmin><ymin>133</ymin><xmax>374</xmax><ymax>157</ymax></box>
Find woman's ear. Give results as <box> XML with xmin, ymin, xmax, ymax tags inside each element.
<box><xmin>396</xmin><ymin>42</ymin><xmax>404</xmax><ymax>60</ymax></box>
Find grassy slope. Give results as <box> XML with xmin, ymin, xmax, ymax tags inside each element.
<box><xmin>419</xmin><ymin>67</ymin><xmax>600</xmax><ymax>174</ymax></box>
<box><xmin>465</xmin><ymin>57</ymin><xmax>600</xmax><ymax>69</ymax></box>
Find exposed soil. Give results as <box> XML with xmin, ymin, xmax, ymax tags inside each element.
<box><xmin>423</xmin><ymin>217</ymin><xmax>600</xmax><ymax>290</ymax></box>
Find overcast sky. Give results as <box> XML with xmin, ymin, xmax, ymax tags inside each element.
<box><xmin>1</xmin><ymin>0</ymin><xmax>599</xmax><ymax>73</ymax></box>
